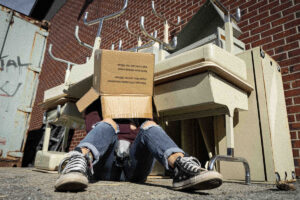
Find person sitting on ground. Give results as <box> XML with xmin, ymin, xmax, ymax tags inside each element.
<box><xmin>54</xmin><ymin>99</ymin><xmax>223</xmax><ymax>192</ymax></box>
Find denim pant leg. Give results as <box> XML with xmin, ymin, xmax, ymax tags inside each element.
<box><xmin>77</xmin><ymin>121</ymin><xmax>121</xmax><ymax>180</ymax></box>
<box><xmin>124</xmin><ymin>124</ymin><xmax>184</xmax><ymax>182</ymax></box>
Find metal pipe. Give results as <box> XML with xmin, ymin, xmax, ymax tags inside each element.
<box><xmin>126</xmin><ymin>30</ymin><xmax>157</xmax><ymax>52</ymax></box>
<box><xmin>83</xmin><ymin>0</ymin><xmax>128</xmax><ymax>37</ymax></box>
<box><xmin>125</xmin><ymin>20</ymin><xmax>140</xmax><ymax>38</ymax></box>
<box><xmin>140</xmin><ymin>16</ymin><xmax>163</xmax><ymax>44</ymax></box>
<box><xmin>48</xmin><ymin>44</ymin><xmax>78</xmax><ymax>66</ymax></box>
<box><xmin>140</xmin><ymin>16</ymin><xmax>177</xmax><ymax>51</ymax></box>
<box><xmin>136</xmin><ymin>30</ymin><xmax>157</xmax><ymax>51</ymax></box>
<box><xmin>208</xmin><ymin>155</ymin><xmax>251</xmax><ymax>185</ymax></box>
<box><xmin>83</xmin><ymin>0</ymin><xmax>128</xmax><ymax>25</ymax></box>
<box><xmin>236</xmin><ymin>7</ymin><xmax>241</xmax><ymax>22</ymax></box>
<box><xmin>151</xmin><ymin>1</ymin><xmax>180</xmax><ymax>26</ymax></box>
<box><xmin>213</xmin><ymin>0</ymin><xmax>241</xmax><ymax>23</ymax></box>
<box><xmin>125</xmin><ymin>20</ymin><xmax>143</xmax><ymax>46</ymax></box>
<box><xmin>118</xmin><ymin>39</ymin><xmax>122</xmax><ymax>51</ymax></box>
<box><xmin>75</xmin><ymin>25</ymin><xmax>93</xmax><ymax>49</ymax></box>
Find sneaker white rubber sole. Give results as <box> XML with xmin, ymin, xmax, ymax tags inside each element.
<box><xmin>172</xmin><ymin>170</ymin><xmax>223</xmax><ymax>191</ymax></box>
<box><xmin>55</xmin><ymin>172</ymin><xmax>88</xmax><ymax>192</ymax></box>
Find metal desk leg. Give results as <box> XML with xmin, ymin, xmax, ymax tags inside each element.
<box><xmin>61</xmin><ymin>126</ymin><xmax>70</xmax><ymax>152</ymax></box>
<box><xmin>42</xmin><ymin>123</ymin><xmax>51</xmax><ymax>152</ymax></box>
<box><xmin>208</xmin><ymin>113</ymin><xmax>250</xmax><ymax>185</ymax></box>
<box><xmin>208</xmin><ymin>155</ymin><xmax>251</xmax><ymax>185</ymax></box>
<box><xmin>225</xmin><ymin>114</ymin><xmax>234</xmax><ymax>156</ymax></box>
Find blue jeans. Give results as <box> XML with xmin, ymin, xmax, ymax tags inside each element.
<box><xmin>77</xmin><ymin>121</ymin><xmax>184</xmax><ymax>182</ymax></box>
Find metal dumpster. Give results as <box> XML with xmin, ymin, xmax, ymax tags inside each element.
<box><xmin>0</xmin><ymin>6</ymin><xmax>48</xmax><ymax>166</ymax></box>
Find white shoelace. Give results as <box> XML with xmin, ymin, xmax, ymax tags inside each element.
<box><xmin>58</xmin><ymin>151</ymin><xmax>88</xmax><ymax>175</ymax></box>
<box><xmin>179</xmin><ymin>157</ymin><xmax>201</xmax><ymax>173</ymax></box>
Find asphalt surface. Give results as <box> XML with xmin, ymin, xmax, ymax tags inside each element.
<box><xmin>0</xmin><ymin>167</ymin><xmax>299</xmax><ymax>200</ymax></box>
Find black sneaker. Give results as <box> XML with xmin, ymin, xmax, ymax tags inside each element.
<box><xmin>55</xmin><ymin>151</ymin><xmax>93</xmax><ymax>192</ymax></box>
<box><xmin>172</xmin><ymin>156</ymin><xmax>223</xmax><ymax>191</ymax></box>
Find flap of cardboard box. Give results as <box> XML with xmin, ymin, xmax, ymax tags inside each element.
<box><xmin>76</xmin><ymin>87</ymin><xmax>99</xmax><ymax>113</ymax></box>
<box><xmin>94</xmin><ymin>50</ymin><xmax>154</xmax><ymax>96</ymax></box>
<box><xmin>101</xmin><ymin>95</ymin><xmax>153</xmax><ymax>119</ymax></box>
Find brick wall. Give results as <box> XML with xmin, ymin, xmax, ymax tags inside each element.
<box><xmin>29</xmin><ymin>0</ymin><xmax>300</xmax><ymax>175</ymax></box>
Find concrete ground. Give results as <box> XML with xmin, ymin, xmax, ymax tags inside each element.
<box><xmin>0</xmin><ymin>167</ymin><xmax>299</xmax><ymax>200</ymax></box>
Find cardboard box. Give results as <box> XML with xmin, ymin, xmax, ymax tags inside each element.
<box><xmin>76</xmin><ymin>49</ymin><xmax>154</xmax><ymax>119</ymax></box>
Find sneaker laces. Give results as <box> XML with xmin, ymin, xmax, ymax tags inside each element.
<box><xmin>58</xmin><ymin>151</ymin><xmax>93</xmax><ymax>176</ymax></box>
<box><xmin>175</xmin><ymin>156</ymin><xmax>201</xmax><ymax>175</ymax></box>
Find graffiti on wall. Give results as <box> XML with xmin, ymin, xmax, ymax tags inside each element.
<box><xmin>0</xmin><ymin>81</ymin><xmax>22</xmax><ymax>97</ymax></box>
<box><xmin>0</xmin><ymin>55</ymin><xmax>30</xmax><ymax>97</ymax></box>
<box><xmin>0</xmin><ymin>55</ymin><xmax>31</xmax><ymax>72</ymax></box>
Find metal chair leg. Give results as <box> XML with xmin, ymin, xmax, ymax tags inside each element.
<box><xmin>208</xmin><ymin>155</ymin><xmax>251</xmax><ymax>185</ymax></box>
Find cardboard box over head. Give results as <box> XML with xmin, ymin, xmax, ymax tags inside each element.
<box><xmin>76</xmin><ymin>49</ymin><xmax>155</xmax><ymax>119</ymax></box>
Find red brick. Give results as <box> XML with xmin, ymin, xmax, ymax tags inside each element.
<box><xmin>290</xmin><ymin>63</ymin><xmax>300</xmax><ymax>72</ymax></box>
<box><xmin>259</xmin><ymin>1</ymin><xmax>279</xmax><ymax>14</ymax></box>
<box><xmin>286</xmin><ymin>33</ymin><xmax>300</xmax><ymax>44</ymax></box>
<box><xmin>282</xmin><ymin>4</ymin><xmax>300</xmax><ymax>16</ymax></box>
<box><xmin>293</xmin><ymin>140</ymin><xmax>300</xmax><ymax>148</ymax></box>
<box><xmin>229</xmin><ymin>1</ymin><xmax>242</xmax><ymax>11</ymax></box>
<box><xmin>286</xmin><ymin>98</ymin><xmax>293</xmax><ymax>105</ymax></box>
<box><xmin>243</xmin><ymin>21</ymin><xmax>260</xmax><ymax>33</ymax></box>
<box><xmin>287</xmin><ymin>105</ymin><xmax>300</xmax><ymax>113</ymax></box>
<box><xmin>239</xmin><ymin>31</ymin><xmax>250</xmax><ymax>40</ymax></box>
<box><xmin>290</xmin><ymin>123</ymin><xmax>300</xmax><ymax>130</ymax></box>
<box><xmin>292</xmin><ymin>80</ymin><xmax>300</xmax><ymax>88</ymax></box>
<box><xmin>243</xmin><ymin>34</ymin><xmax>260</xmax><ymax>44</ymax></box>
<box><xmin>281</xmin><ymin>66</ymin><xmax>289</xmax><ymax>75</ymax></box>
<box><xmin>288</xmin><ymin>114</ymin><xmax>295</xmax><ymax>122</ymax></box>
<box><xmin>296</xmin><ymin>167</ymin><xmax>300</xmax><ymax>177</ymax></box>
<box><xmin>293</xmin><ymin>149</ymin><xmax>299</xmax><ymax>157</ymax></box>
<box><xmin>260</xmin><ymin>13</ymin><xmax>281</xmax><ymax>25</ymax></box>
<box><xmin>288</xmin><ymin>64</ymin><xmax>300</xmax><ymax>74</ymax></box>
<box><xmin>275</xmin><ymin>41</ymin><xmax>299</xmax><ymax>54</ymax></box>
<box><xmin>251</xmin><ymin>36</ymin><xmax>272</xmax><ymax>48</ymax></box>
<box><xmin>270</xmin><ymin>1</ymin><xmax>293</xmax><ymax>15</ymax></box>
<box><xmin>297</xmin><ymin>114</ymin><xmax>300</xmax><ymax>121</ymax></box>
<box><xmin>289</xmin><ymin>49</ymin><xmax>300</xmax><ymax>58</ymax></box>
<box><xmin>239</xmin><ymin>0</ymin><xmax>257</xmax><ymax>10</ymax></box>
<box><xmin>248</xmin><ymin>1</ymin><xmax>266</xmax><ymax>12</ymax></box>
<box><xmin>251</xmin><ymin>23</ymin><xmax>271</xmax><ymax>35</ymax></box>
<box><xmin>273</xmin><ymin>28</ymin><xmax>297</xmax><ymax>41</ymax></box>
<box><xmin>241</xmin><ymin>9</ymin><xmax>258</xmax><ymax>21</ymax></box>
<box><xmin>279</xmin><ymin>56</ymin><xmax>300</xmax><ymax>67</ymax></box>
<box><xmin>284</xmin><ymin>18</ymin><xmax>300</xmax><ymax>30</ymax></box>
<box><xmin>263</xmin><ymin>39</ymin><xmax>285</xmax><ymax>51</ymax></box>
<box><xmin>284</xmin><ymin>82</ymin><xmax>291</xmax><ymax>90</ymax></box>
<box><xmin>281</xmin><ymin>70</ymin><xmax>300</xmax><ymax>82</ymax></box>
<box><xmin>261</xmin><ymin>26</ymin><xmax>283</xmax><ymax>39</ymax></box>
<box><xmin>280</xmin><ymin>0</ymin><xmax>291</xmax><ymax>3</ymax></box>
<box><xmin>285</xmin><ymin>87</ymin><xmax>300</xmax><ymax>97</ymax></box>
<box><xmin>266</xmin><ymin>49</ymin><xmax>274</xmax><ymax>56</ymax></box>
<box><xmin>272</xmin><ymin>52</ymin><xmax>287</xmax><ymax>61</ymax></box>
<box><xmin>249</xmin><ymin>10</ymin><xmax>269</xmax><ymax>24</ymax></box>
<box><xmin>271</xmin><ymin>14</ymin><xmax>295</xmax><ymax>27</ymax></box>
<box><xmin>238</xmin><ymin>20</ymin><xmax>249</xmax><ymax>29</ymax></box>
<box><xmin>295</xmin><ymin>96</ymin><xmax>300</xmax><ymax>104</ymax></box>
<box><xmin>291</xmin><ymin>131</ymin><xmax>296</xmax><ymax>140</ymax></box>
